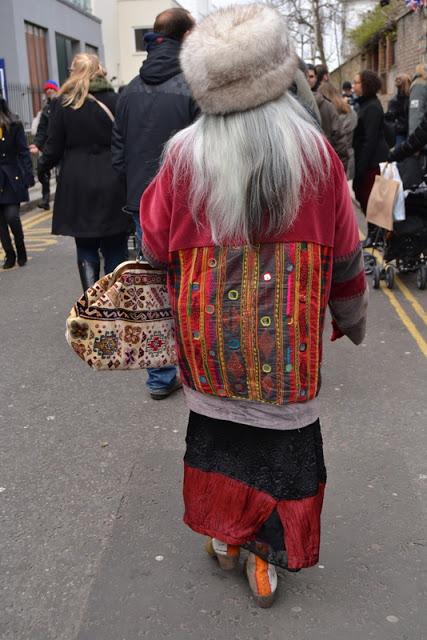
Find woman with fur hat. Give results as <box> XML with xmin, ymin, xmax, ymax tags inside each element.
<box><xmin>141</xmin><ymin>4</ymin><xmax>368</xmax><ymax>607</ymax></box>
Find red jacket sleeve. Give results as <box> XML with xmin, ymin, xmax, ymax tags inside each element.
<box><xmin>139</xmin><ymin>162</ymin><xmax>173</xmax><ymax>267</ymax></box>
<box><xmin>329</xmin><ymin>155</ymin><xmax>368</xmax><ymax>345</ymax></box>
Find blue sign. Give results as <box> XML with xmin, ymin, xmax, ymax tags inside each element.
<box><xmin>0</xmin><ymin>59</ymin><xmax>7</xmax><ymax>101</ymax></box>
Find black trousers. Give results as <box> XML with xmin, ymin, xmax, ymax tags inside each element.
<box><xmin>37</xmin><ymin>160</ymin><xmax>50</xmax><ymax>200</ymax></box>
<box><xmin>0</xmin><ymin>204</ymin><xmax>24</xmax><ymax>256</ymax></box>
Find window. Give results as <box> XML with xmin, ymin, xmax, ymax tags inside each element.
<box><xmin>25</xmin><ymin>22</ymin><xmax>49</xmax><ymax>115</ymax></box>
<box><xmin>56</xmin><ymin>33</ymin><xmax>80</xmax><ymax>85</ymax></box>
<box><xmin>134</xmin><ymin>28</ymin><xmax>151</xmax><ymax>53</ymax></box>
<box><xmin>85</xmin><ymin>44</ymin><xmax>98</xmax><ymax>55</ymax></box>
<box><xmin>68</xmin><ymin>0</ymin><xmax>92</xmax><ymax>12</ymax></box>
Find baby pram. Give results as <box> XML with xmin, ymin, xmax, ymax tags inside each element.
<box><xmin>369</xmin><ymin>180</ymin><xmax>427</xmax><ymax>290</ymax></box>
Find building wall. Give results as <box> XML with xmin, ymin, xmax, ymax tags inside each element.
<box><xmin>0</xmin><ymin>0</ymin><xmax>104</xmax><ymax>126</ymax></box>
<box><xmin>0</xmin><ymin>0</ymin><xmax>103</xmax><ymax>86</ymax></box>
<box><xmin>92</xmin><ymin>0</ymin><xmax>120</xmax><ymax>83</ymax></box>
<box><xmin>331</xmin><ymin>10</ymin><xmax>427</xmax><ymax>103</ymax></box>
<box><xmin>117</xmin><ymin>0</ymin><xmax>181</xmax><ymax>84</ymax></box>
<box><xmin>395</xmin><ymin>9</ymin><xmax>427</xmax><ymax>77</ymax></box>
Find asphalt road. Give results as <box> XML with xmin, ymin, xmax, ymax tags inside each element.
<box><xmin>0</xmin><ymin>211</ymin><xmax>426</xmax><ymax>640</ymax></box>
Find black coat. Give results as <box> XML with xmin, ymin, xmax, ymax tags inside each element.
<box><xmin>389</xmin><ymin>109</ymin><xmax>427</xmax><ymax>162</ymax></box>
<box><xmin>34</xmin><ymin>98</ymin><xmax>57</xmax><ymax>151</ymax></box>
<box><xmin>0</xmin><ymin>120</ymin><xmax>34</xmax><ymax>205</ymax></box>
<box><xmin>40</xmin><ymin>89</ymin><xmax>128</xmax><ymax>238</ymax></box>
<box><xmin>385</xmin><ymin>93</ymin><xmax>409</xmax><ymax>136</ymax></box>
<box><xmin>353</xmin><ymin>96</ymin><xmax>389</xmax><ymax>183</ymax></box>
<box><xmin>111</xmin><ymin>37</ymin><xmax>199</xmax><ymax>211</ymax></box>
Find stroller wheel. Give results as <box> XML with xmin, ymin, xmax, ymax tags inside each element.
<box><xmin>385</xmin><ymin>266</ymin><xmax>395</xmax><ymax>290</ymax></box>
<box><xmin>372</xmin><ymin>266</ymin><xmax>382</xmax><ymax>289</ymax></box>
<box><xmin>416</xmin><ymin>265</ymin><xmax>427</xmax><ymax>290</ymax></box>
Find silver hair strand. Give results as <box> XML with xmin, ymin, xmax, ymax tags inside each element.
<box><xmin>164</xmin><ymin>92</ymin><xmax>331</xmax><ymax>244</ymax></box>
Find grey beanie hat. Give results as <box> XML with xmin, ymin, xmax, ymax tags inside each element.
<box><xmin>180</xmin><ymin>3</ymin><xmax>298</xmax><ymax>115</ymax></box>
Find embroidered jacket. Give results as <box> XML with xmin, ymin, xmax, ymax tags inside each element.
<box><xmin>140</xmin><ymin>148</ymin><xmax>368</xmax><ymax>406</ymax></box>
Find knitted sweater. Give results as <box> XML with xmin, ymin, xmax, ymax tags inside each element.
<box><xmin>140</xmin><ymin>146</ymin><xmax>367</xmax><ymax>424</ymax></box>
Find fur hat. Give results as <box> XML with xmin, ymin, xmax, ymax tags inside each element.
<box><xmin>180</xmin><ymin>3</ymin><xmax>298</xmax><ymax>115</ymax></box>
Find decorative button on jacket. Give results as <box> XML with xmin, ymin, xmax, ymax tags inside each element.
<box><xmin>140</xmin><ymin>147</ymin><xmax>368</xmax><ymax>407</ymax></box>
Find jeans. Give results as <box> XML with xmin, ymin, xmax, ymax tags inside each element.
<box><xmin>0</xmin><ymin>204</ymin><xmax>25</xmax><ymax>256</ymax></box>
<box><xmin>133</xmin><ymin>225</ymin><xmax>178</xmax><ymax>391</ymax></box>
<box><xmin>75</xmin><ymin>233</ymin><xmax>129</xmax><ymax>274</ymax></box>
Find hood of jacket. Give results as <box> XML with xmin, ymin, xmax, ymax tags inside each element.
<box><xmin>139</xmin><ymin>35</ymin><xmax>182</xmax><ymax>85</ymax></box>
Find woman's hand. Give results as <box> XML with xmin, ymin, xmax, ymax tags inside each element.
<box><xmin>29</xmin><ymin>144</ymin><xmax>39</xmax><ymax>155</ymax></box>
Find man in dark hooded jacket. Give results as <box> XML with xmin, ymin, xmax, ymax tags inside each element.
<box><xmin>112</xmin><ymin>8</ymin><xmax>198</xmax><ymax>233</ymax></box>
<box><xmin>111</xmin><ymin>7</ymin><xmax>199</xmax><ymax>400</ymax></box>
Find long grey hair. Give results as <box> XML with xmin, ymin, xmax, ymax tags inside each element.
<box><xmin>164</xmin><ymin>92</ymin><xmax>331</xmax><ymax>244</ymax></box>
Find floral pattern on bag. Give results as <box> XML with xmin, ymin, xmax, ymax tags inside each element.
<box><xmin>65</xmin><ymin>265</ymin><xmax>177</xmax><ymax>370</ymax></box>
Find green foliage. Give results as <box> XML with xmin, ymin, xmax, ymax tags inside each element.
<box><xmin>349</xmin><ymin>0</ymin><xmax>400</xmax><ymax>49</ymax></box>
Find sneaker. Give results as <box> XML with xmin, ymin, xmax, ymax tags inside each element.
<box><xmin>245</xmin><ymin>551</ymin><xmax>278</xmax><ymax>608</ymax></box>
<box><xmin>205</xmin><ymin>538</ymin><xmax>240</xmax><ymax>570</ymax></box>
<box><xmin>149</xmin><ymin>378</ymin><xmax>182</xmax><ymax>400</ymax></box>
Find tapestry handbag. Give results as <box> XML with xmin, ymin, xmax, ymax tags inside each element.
<box><xmin>66</xmin><ymin>260</ymin><xmax>177</xmax><ymax>370</ymax></box>
<box><xmin>366</xmin><ymin>163</ymin><xmax>400</xmax><ymax>232</ymax></box>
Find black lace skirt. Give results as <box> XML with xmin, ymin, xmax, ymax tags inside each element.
<box><xmin>183</xmin><ymin>411</ymin><xmax>326</xmax><ymax>570</ymax></box>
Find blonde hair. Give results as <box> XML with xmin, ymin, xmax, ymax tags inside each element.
<box><xmin>60</xmin><ymin>53</ymin><xmax>106</xmax><ymax>109</ymax></box>
<box><xmin>395</xmin><ymin>74</ymin><xmax>411</xmax><ymax>97</ymax></box>
<box><xmin>320</xmin><ymin>81</ymin><xmax>350</xmax><ymax>114</ymax></box>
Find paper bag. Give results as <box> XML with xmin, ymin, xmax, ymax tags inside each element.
<box><xmin>366</xmin><ymin>169</ymin><xmax>399</xmax><ymax>231</ymax></box>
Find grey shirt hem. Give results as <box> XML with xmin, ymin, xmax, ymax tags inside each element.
<box><xmin>183</xmin><ymin>386</ymin><xmax>320</xmax><ymax>431</ymax></box>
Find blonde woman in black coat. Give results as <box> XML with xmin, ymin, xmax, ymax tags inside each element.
<box><xmin>0</xmin><ymin>98</ymin><xmax>34</xmax><ymax>269</ymax></box>
<box><xmin>40</xmin><ymin>54</ymin><xmax>129</xmax><ymax>291</ymax></box>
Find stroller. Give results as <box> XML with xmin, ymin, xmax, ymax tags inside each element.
<box><xmin>369</xmin><ymin>180</ymin><xmax>427</xmax><ymax>291</ymax></box>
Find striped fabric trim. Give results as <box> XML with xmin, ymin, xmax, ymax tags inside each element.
<box><xmin>168</xmin><ymin>242</ymin><xmax>333</xmax><ymax>405</ymax></box>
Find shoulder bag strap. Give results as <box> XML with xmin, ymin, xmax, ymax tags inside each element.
<box><xmin>87</xmin><ymin>93</ymin><xmax>115</xmax><ymax>123</ymax></box>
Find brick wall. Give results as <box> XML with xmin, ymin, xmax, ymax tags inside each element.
<box><xmin>330</xmin><ymin>10</ymin><xmax>427</xmax><ymax>101</ymax></box>
<box><xmin>395</xmin><ymin>9</ymin><xmax>427</xmax><ymax>77</ymax></box>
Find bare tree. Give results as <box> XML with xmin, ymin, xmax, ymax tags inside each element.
<box><xmin>270</xmin><ymin>0</ymin><xmax>376</xmax><ymax>67</ymax></box>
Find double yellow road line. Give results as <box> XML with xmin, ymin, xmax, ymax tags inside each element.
<box><xmin>364</xmin><ymin>244</ymin><xmax>427</xmax><ymax>358</ymax></box>
<box><xmin>22</xmin><ymin>208</ymin><xmax>52</xmax><ymax>230</ymax></box>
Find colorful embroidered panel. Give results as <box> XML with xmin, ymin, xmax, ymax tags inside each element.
<box><xmin>168</xmin><ymin>242</ymin><xmax>332</xmax><ymax>405</ymax></box>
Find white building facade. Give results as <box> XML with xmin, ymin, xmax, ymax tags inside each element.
<box><xmin>93</xmin><ymin>0</ymin><xmax>184</xmax><ymax>87</ymax></box>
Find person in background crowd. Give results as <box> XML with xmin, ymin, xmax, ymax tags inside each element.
<box><xmin>385</xmin><ymin>74</ymin><xmax>410</xmax><ymax>147</ymax></box>
<box><xmin>305</xmin><ymin>64</ymin><xmax>348</xmax><ymax>167</ymax></box>
<box><xmin>112</xmin><ymin>7</ymin><xmax>198</xmax><ymax>400</ymax></box>
<box><xmin>39</xmin><ymin>54</ymin><xmax>129</xmax><ymax>291</ymax></box>
<box><xmin>408</xmin><ymin>63</ymin><xmax>427</xmax><ymax>136</ymax></box>
<box><xmin>140</xmin><ymin>4</ymin><xmax>367</xmax><ymax>609</ymax></box>
<box><xmin>352</xmin><ymin>70</ymin><xmax>389</xmax><ymax>248</ymax></box>
<box><xmin>29</xmin><ymin>80</ymin><xmax>59</xmax><ymax>210</ymax></box>
<box><xmin>306</xmin><ymin>63</ymin><xmax>318</xmax><ymax>90</ymax></box>
<box><xmin>389</xmin><ymin>103</ymin><xmax>427</xmax><ymax>162</ymax></box>
<box><xmin>315</xmin><ymin>64</ymin><xmax>330</xmax><ymax>87</ymax></box>
<box><xmin>342</xmin><ymin>80</ymin><xmax>355</xmax><ymax>106</ymax></box>
<box><xmin>0</xmin><ymin>98</ymin><xmax>34</xmax><ymax>269</ymax></box>
<box><xmin>320</xmin><ymin>80</ymin><xmax>358</xmax><ymax>175</ymax></box>
<box><xmin>290</xmin><ymin>59</ymin><xmax>321</xmax><ymax>124</ymax></box>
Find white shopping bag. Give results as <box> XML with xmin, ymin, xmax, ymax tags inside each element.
<box><xmin>379</xmin><ymin>162</ymin><xmax>406</xmax><ymax>221</ymax></box>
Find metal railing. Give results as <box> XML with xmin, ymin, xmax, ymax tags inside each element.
<box><xmin>4</xmin><ymin>83</ymin><xmax>44</xmax><ymax>131</ymax></box>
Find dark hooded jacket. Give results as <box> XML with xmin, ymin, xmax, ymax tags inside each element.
<box><xmin>111</xmin><ymin>36</ymin><xmax>200</xmax><ymax>211</ymax></box>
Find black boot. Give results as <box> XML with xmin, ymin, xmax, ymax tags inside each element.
<box><xmin>3</xmin><ymin>250</ymin><xmax>16</xmax><ymax>269</ymax></box>
<box><xmin>77</xmin><ymin>260</ymin><xmax>100</xmax><ymax>293</ymax></box>
<box><xmin>37</xmin><ymin>197</ymin><xmax>50</xmax><ymax>210</ymax></box>
<box><xmin>16</xmin><ymin>241</ymin><xmax>27</xmax><ymax>266</ymax></box>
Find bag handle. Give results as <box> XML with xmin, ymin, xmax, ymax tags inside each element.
<box><xmin>87</xmin><ymin>93</ymin><xmax>115</xmax><ymax>122</ymax></box>
<box><xmin>111</xmin><ymin>259</ymin><xmax>162</xmax><ymax>282</ymax></box>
